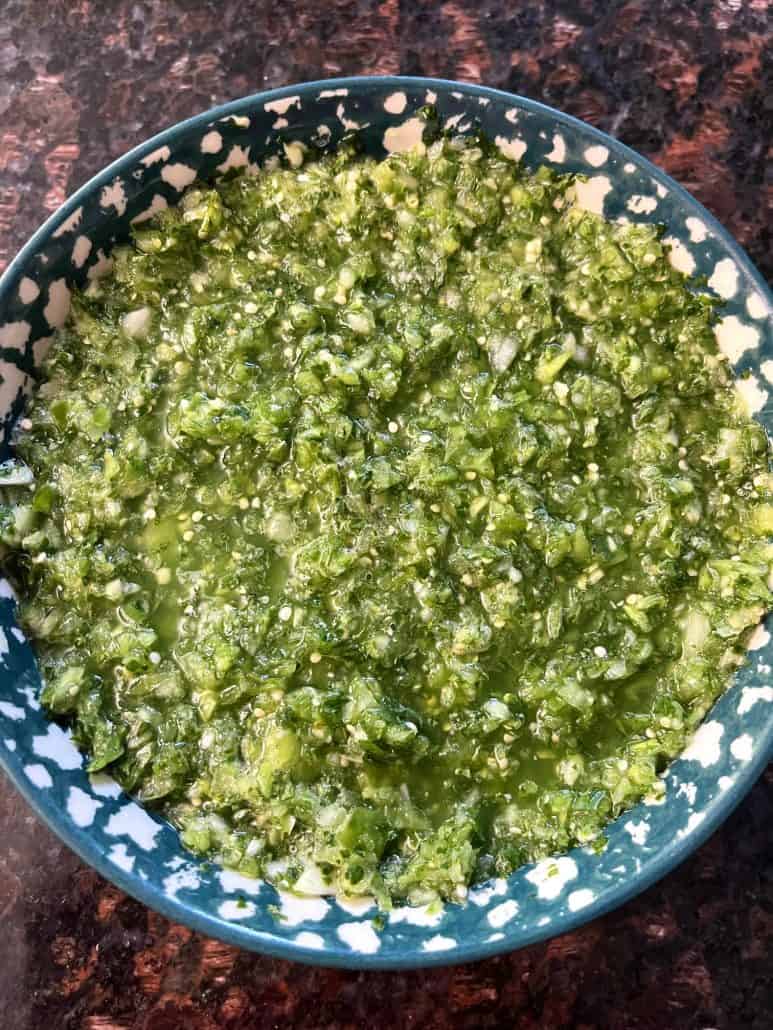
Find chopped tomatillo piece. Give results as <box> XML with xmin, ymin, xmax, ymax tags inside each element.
<box><xmin>5</xmin><ymin>132</ymin><xmax>771</xmax><ymax>908</ymax></box>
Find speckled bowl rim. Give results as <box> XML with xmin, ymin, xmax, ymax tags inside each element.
<box><xmin>0</xmin><ymin>75</ymin><xmax>770</xmax><ymax>969</ymax></box>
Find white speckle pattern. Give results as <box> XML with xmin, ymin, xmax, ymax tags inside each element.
<box><xmin>277</xmin><ymin>891</ymin><xmax>330</xmax><ymax>927</ymax></box>
<box><xmin>468</xmin><ymin>879</ymin><xmax>508</xmax><ymax>907</ymax></box>
<box><xmin>219</xmin><ymin>900</ymin><xmax>256</xmax><ymax>920</ymax></box>
<box><xmin>295</xmin><ymin>931</ymin><xmax>325</xmax><ymax>949</ymax></box>
<box><xmin>683</xmin><ymin>720</ymin><xmax>724</xmax><ymax>767</ymax></box>
<box><xmin>18</xmin><ymin>277</ymin><xmax>39</xmax><ymax>303</ymax></box>
<box><xmin>390</xmin><ymin>903</ymin><xmax>443</xmax><ymax>928</ymax></box>
<box><xmin>100</xmin><ymin>178</ymin><xmax>128</xmax><ymax>216</ymax></box>
<box><xmin>216</xmin><ymin>146</ymin><xmax>250</xmax><ymax>174</ymax></box>
<box><xmin>336</xmin><ymin>895</ymin><xmax>375</xmax><ymax>916</ymax></box>
<box><xmin>25</xmin><ymin>763</ymin><xmax>52</xmax><ymax>788</ymax></box>
<box><xmin>423</xmin><ymin>935</ymin><xmax>457</xmax><ymax>952</ymax></box>
<box><xmin>715</xmin><ymin>315</ymin><xmax>761</xmax><ymax>363</ymax></box>
<box><xmin>623</xmin><ymin>162</ymin><xmax>636</xmax><ymax>173</ymax></box>
<box><xmin>4</xmin><ymin>739</ymin><xmax>16</xmax><ymax>751</ymax></box>
<box><xmin>161</xmin><ymin>163</ymin><xmax>197</xmax><ymax>189</ymax></box>
<box><xmin>685</xmin><ymin>217</ymin><xmax>708</xmax><ymax>242</ymax></box>
<box><xmin>86</xmin><ymin>248</ymin><xmax>114</xmax><ymax>279</ymax></box>
<box><xmin>655</xmin><ymin>182</ymin><xmax>668</xmax><ymax>198</ymax></box>
<box><xmin>488</xmin><ymin>900</ymin><xmax>519</xmax><ymax>927</ymax></box>
<box><xmin>32</xmin><ymin>723</ymin><xmax>82</xmax><ymax>769</ymax></box>
<box><xmin>318</xmin><ymin>88</ymin><xmax>348</xmax><ymax>98</ymax></box>
<box><xmin>738</xmin><ymin>686</ymin><xmax>773</xmax><ymax>714</ymax></box>
<box><xmin>337</xmin><ymin>921</ymin><xmax>381</xmax><ymax>954</ymax></box>
<box><xmin>67</xmin><ymin>786</ymin><xmax>102</xmax><ymax>827</ymax></box>
<box><xmin>567</xmin><ymin>889</ymin><xmax>595</xmax><ymax>912</ymax></box>
<box><xmin>746</xmin><ymin>292</ymin><xmax>767</xmax><ymax>320</ymax></box>
<box><xmin>32</xmin><ymin>335</ymin><xmax>51</xmax><ymax>364</ymax></box>
<box><xmin>525</xmin><ymin>857</ymin><xmax>578</xmax><ymax>900</ymax></box>
<box><xmin>718</xmin><ymin>776</ymin><xmax>734</xmax><ymax>792</ymax></box>
<box><xmin>105</xmin><ymin>802</ymin><xmax>162</xmax><ymax>850</ymax></box>
<box><xmin>52</xmin><ymin>206</ymin><xmax>83</xmax><ymax>237</ymax></box>
<box><xmin>0</xmin><ymin>321</ymin><xmax>30</xmax><ymax>350</ymax></box>
<box><xmin>0</xmin><ymin>362</ymin><xmax>26</xmax><ymax>411</ymax></box>
<box><xmin>678</xmin><ymin>812</ymin><xmax>706</xmax><ymax>838</ymax></box>
<box><xmin>584</xmin><ymin>145</ymin><xmax>609</xmax><ymax>167</ymax></box>
<box><xmin>89</xmin><ymin>773</ymin><xmax>122</xmax><ymax>798</ymax></box>
<box><xmin>0</xmin><ymin>701</ymin><xmax>25</xmax><ymax>720</ymax></box>
<box><xmin>627</xmin><ymin>194</ymin><xmax>658</xmax><ymax>214</ymax></box>
<box><xmin>200</xmin><ymin>130</ymin><xmax>223</xmax><ymax>154</ymax></box>
<box><xmin>574</xmin><ymin>175</ymin><xmax>612</xmax><ymax>215</ymax></box>
<box><xmin>43</xmin><ymin>278</ymin><xmax>71</xmax><ymax>329</ymax></box>
<box><xmin>730</xmin><ymin>734</ymin><xmax>753</xmax><ymax>761</ymax></box>
<box><xmin>383</xmin><ymin>91</ymin><xmax>408</xmax><ymax>114</ymax></box>
<box><xmin>748</xmin><ymin>624</ymin><xmax>770</xmax><ymax>650</ymax></box>
<box><xmin>141</xmin><ymin>145</ymin><xmax>171</xmax><ymax>166</ymax></box>
<box><xmin>708</xmin><ymin>258</ymin><xmax>739</xmax><ymax>299</ymax></box>
<box><xmin>71</xmin><ymin>235</ymin><xmax>92</xmax><ymax>268</ymax></box>
<box><xmin>624</xmin><ymin>820</ymin><xmax>650</xmax><ymax>846</ymax></box>
<box><xmin>10</xmin><ymin>627</ymin><xmax>25</xmax><ymax>644</ymax></box>
<box><xmin>163</xmin><ymin>865</ymin><xmax>201</xmax><ymax>898</ymax></box>
<box><xmin>20</xmin><ymin>687</ymin><xmax>40</xmax><ymax>711</ymax></box>
<box><xmin>383</xmin><ymin>118</ymin><xmax>426</xmax><ymax>154</ymax></box>
<box><xmin>108</xmin><ymin>843</ymin><xmax>135</xmax><ymax>873</ymax></box>
<box><xmin>132</xmin><ymin>194</ymin><xmax>169</xmax><ymax>225</ymax></box>
<box><xmin>264</xmin><ymin>95</ymin><xmax>301</xmax><ymax>115</ymax></box>
<box><xmin>546</xmin><ymin>133</ymin><xmax>566</xmax><ymax>162</ymax></box>
<box><xmin>664</xmin><ymin>236</ymin><xmax>696</xmax><ymax>275</ymax></box>
<box><xmin>219</xmin><ymin>870</ymin><xmax>263</xmax><ymax>895</ymax></box>
<box><xmin>494</xmin><ymin>135</ymin><xmax>527</xmax><ymax>161</ymax></box>
<box><xmin>677</xmin><ymin>782</ymin><xmax>698</xmax><ymax>805</ymax></box>
<box><xmin>735</xmin><ymin>375</ymin><xmax>767</xmax><ymax>416</ymax></box>
<box><xmin>762</xmin><ymin>360</ymin><xmax>773</xmax><ymax>384</ymax></box>
<box><xmin>336</xmin><ymin>103</ymin><xmax>362</xmax><ymax>131</ymax></box>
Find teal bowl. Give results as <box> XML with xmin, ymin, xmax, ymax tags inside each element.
<box><xmin>0</xmin><ymin>77</ymin><xmax>770</xmax><ymax>969</ymax></box>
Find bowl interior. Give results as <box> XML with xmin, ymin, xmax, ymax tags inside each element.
<box><xmin>0</xmin><ymin>77</ymin><xmax>771</xmax><ymax>968</ymax></box>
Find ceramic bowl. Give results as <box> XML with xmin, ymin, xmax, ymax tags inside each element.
<box><xmin>0</xmin><ymin>76</ymin><xmax>770</xmax><ymax>969</ymax></box>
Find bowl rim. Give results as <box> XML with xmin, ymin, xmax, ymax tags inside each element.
<box><xmin>0</xmin><ymin>74</ymin><xmax>771</xmax><ymax>970</ymax></box>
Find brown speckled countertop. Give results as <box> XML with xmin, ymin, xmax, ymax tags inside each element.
<box><xmin>0</xmin><ymin>2</ymin><xmax>771</xmax><ymax>1027</ymax></box>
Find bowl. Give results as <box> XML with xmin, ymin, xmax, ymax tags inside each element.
<box><xmin>0</xmin><ymin>76</ymin><xmax>771</xmax><ymax>969</ymax></box>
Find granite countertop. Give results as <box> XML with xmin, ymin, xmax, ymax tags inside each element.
<box><xmin>0</xmin><ymin>1</ymin><xmax>771</xmax><ymax>1027</ymax></box>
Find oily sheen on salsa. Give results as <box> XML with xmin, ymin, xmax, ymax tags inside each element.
<box><xmin>5</xmin><ymin>133</ymin><xmax>771</xmax><ymax>907</ymax></box>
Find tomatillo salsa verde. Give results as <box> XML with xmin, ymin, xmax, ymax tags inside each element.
<box><xmin>5</xmin><ymin>134</ymin><xmax>771</xmax><ymax>906</ymax></box>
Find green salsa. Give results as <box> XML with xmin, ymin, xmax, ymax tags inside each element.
<box><xmin>4</xmin><ymin>133</ymin><xmax>771</xmax><ymax>906</ymax></box>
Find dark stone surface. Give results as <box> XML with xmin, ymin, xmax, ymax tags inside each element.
<box><xmin>0</xmin><ymin>1</ymin><xmax>770</xmax><ymax>1027</ymax></box>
